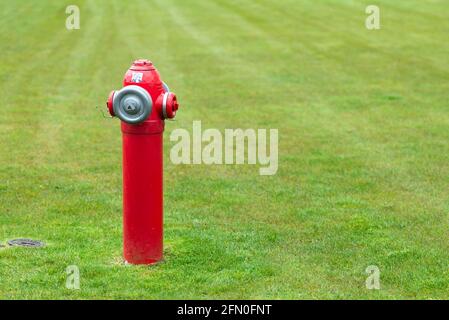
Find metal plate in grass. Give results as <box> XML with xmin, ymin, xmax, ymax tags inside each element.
<box><xmin>7</xmin><ymin>239</ymin><xmax>45</xmax><ymax>248</ymax></box>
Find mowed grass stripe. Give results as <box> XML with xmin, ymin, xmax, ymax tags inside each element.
<box><xmin>0</xmin><ymin>2</ymin><xmax>86</xmax><ymax>167</ymax></box>
<box><xmin>197</xmin><ymin>0</ymin><xmax>444</xmax><ymax>298</ymax></box>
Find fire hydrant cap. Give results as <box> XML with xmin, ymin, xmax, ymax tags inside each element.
<box><xmin>131</xmin><ymin>59</ymin><xmax>155</xmax><ymax>71</ymax></box>
<box><xmin>113</xmin><ymin>85</ymin><xmax>152</xmax><ymax>124</ymax></box>
<box><xmin>161</xmin><ymin>92</ymin><xmax>178</xmax><ymax>119</ymax></box>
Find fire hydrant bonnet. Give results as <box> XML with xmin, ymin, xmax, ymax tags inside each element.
<box><xmin>112</xmin><ymin>85</ymin><xmax>152</xmax><ymax>124</ymax></box>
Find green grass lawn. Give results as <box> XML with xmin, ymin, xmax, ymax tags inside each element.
<box><xmin>0</xmin><ymin>0</ymin><xmax>448</xmax><ymax>299</ymax></box>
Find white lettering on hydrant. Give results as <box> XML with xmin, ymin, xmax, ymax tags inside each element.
<box><xmin>170</xmin><ymin>121</ymin><xmax>278</xmax><ymax>175</ymax></box>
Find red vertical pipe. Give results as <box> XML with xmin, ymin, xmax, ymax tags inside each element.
<box><xmin>122</xmin><ymin>120</ymin><xmax>164</xmax><ymax>264</ymax></box>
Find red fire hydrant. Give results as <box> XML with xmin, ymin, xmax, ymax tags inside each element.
<box><xmin>106</xmin><ymin>59</ymin><xmax>179</xmax><ymax>264</ymax></box>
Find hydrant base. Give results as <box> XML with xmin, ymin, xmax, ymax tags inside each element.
<box><xmin>122</xmin><ymin>121</ymin><xmax>164</xmax><ymax>265</ymax></box>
